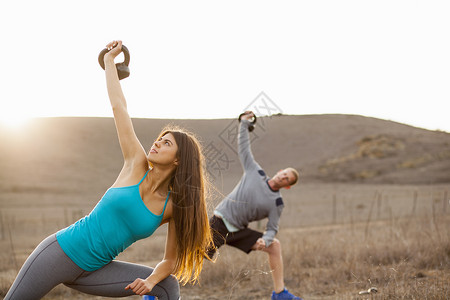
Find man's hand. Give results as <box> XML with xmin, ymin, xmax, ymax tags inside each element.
<box><xmin>253</xmin><ymin>238</ymin><xmax>266</xmax><ymax>251</ymax></box>
<box><xmin>125</xmin><ymin>278</ymin><xmax>154</xmax><ymax>296</ymax></box>
<box><xmin>240</xmin><ymin>111</ymin><xmax>255</xmax><ymax>121</ymax></box>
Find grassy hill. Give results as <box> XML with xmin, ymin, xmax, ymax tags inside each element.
<box><xmin>1</xmin><ymin>113</ymin><xmax>449</xmax><ymax>212</ymax></box>
<box><xmin>1</xmin><ymin>114</ymin><xmax>449</xmax><ymax>197</ymax></box>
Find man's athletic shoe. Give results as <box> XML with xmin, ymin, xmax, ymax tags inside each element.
<box><xmin>271</xmin><ymin>288</ymin><xmax>303</xmax><ymax>300</ymax></box>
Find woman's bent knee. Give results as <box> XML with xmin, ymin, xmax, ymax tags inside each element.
<box><xmin>157</xmin><ymin>274</ymin><xmax>180</xmax><ymax>300</ymax></box>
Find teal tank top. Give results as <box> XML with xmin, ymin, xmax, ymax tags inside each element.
<box><xmin>56</xmin><ymin>170</ymin><xmax>170</xmax><ymax>271</ymax></box>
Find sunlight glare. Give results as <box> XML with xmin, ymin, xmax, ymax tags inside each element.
<box><xmin>0</xmin><ymin>114</ymin><xmax>31</xmax><ymax>129</ymax></box>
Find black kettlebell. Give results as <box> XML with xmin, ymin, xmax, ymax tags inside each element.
<box><xmin>98</xmin><ymin>45</ymin><xmax>130</xmax><ymax>80</ymax></box>
<box><xmin>238</xmin><ymin>112</ymin><xmax>257</xmax><ymax>132</ymax></box>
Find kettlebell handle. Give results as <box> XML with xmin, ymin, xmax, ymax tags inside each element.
<box><xmin>238</xmin><ymin>112</ymin><xmax>257</xmax><ymax>132</ymax></box>
<box><xmin>98</xmin><ymin>45</ymin><xmax>131</xmax><ymax>80</ymax></box>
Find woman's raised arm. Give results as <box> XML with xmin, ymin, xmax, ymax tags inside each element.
<box><xmin>104</xmin><ymin>40</ymin><xmax>146</xmax><ymax>164</ymax></box>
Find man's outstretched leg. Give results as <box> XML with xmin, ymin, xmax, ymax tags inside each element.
<box><xmin>254</xmin><ymin>238</ymin><xmax>302</xmax><ymax>300</ymax></box>
<box><xmin>259</xmin><ymin>239</ymin><xmax>284</xmax><ymax>293</ymax></box>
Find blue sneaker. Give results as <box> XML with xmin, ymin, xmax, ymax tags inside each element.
<box><xmin>271</xmin><ymin>288</ymin><xmax>303</xmax><ymax>300</ymax></box>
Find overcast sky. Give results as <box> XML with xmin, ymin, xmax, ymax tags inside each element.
<box><xmin>1</xmin><ymin>0</ymin><xmax>449</xmax><ymax>132</ymax></box>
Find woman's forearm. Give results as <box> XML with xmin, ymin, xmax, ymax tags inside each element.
<box><xmin>145</xmin><ymin>259</ymin><xmax>176</xmax><ymax>289</ymax></box>
<box><xmin>104</xmin><ymin>57</ymin><xmax>127</xmax><ymax>111</ymax></box>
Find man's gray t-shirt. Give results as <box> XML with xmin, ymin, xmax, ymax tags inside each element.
<box><xmin>215</xmin><ymin>120</ymin><xmax>284</xmax><ymax>247</ymax></box>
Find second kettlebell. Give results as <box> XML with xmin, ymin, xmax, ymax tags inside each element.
<box><xmin>238</xmin><ymin>112</ymin><xmax>257</xmax><ymax>132</ymax></box>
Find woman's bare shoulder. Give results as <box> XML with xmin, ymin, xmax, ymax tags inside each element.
<box><xmin>111</xmin><ymin>159</ymin><xmax>150</xmax><ymax>188</ymax></box>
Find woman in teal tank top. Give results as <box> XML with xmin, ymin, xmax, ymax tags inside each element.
<box><xmin>5</xmin><ymin>40</ymin><xmax>214</xmax><ymax>300</ymax></box>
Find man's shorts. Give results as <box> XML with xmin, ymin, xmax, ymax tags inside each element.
<box><xmin>207</xmin><ymin>215</ymin><xmax>263</xmax><ymax>259</ymax></box>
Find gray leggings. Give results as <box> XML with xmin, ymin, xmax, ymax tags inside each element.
<box><xmin>4</xmin><ymin>234</ymin><xmax>180</xmax><ymax>300</ymax></box>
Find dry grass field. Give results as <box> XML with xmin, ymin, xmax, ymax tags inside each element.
<box><xmin>1</xmin><ymin>115</ymin><xmax>449</xmax><ymax>299</ymax></box>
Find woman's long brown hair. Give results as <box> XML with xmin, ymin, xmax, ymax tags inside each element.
<box><xmin>157</xmin><ymin>126</ymin><xmax>214</xmax><ymax>285</ymax></box>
